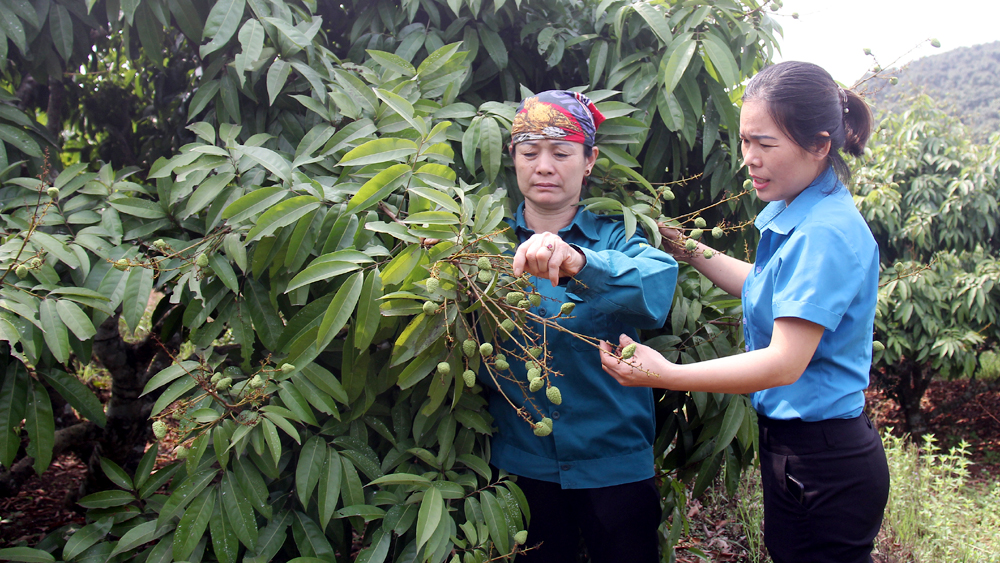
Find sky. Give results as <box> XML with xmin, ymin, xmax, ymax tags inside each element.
<box><xmin>772</xmin><ymin>0</ymin><xmax>1000</xmax><ymax>85</ymax></box>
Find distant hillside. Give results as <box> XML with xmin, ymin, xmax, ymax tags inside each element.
<box><xmin>860</xmin><ymin>41</ymin><xmax>1000</xmax><ymax>143</ymax></box>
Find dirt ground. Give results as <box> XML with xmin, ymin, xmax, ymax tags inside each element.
<box><xmin>2</xmin><ymin>379</ymin><xmax>998</xmax><ymax>560</ymax></box>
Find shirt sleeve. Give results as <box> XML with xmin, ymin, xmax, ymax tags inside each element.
<box><xmin>566</xmin><ymin>225</ymin><xmax>677</xmax><ymax>329</ymax></box>
<box><xmin>770</xmin><ymin>222</ymin><xmax>874</xmax><ymax>331</ymax></box>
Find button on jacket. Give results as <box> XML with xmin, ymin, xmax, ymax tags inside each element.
<box><xmin>743</xmin><ymin>167</ymin><xmax>879</xmax><ymax>421</ymax></box>
<box><xmin>487</xmin><ymin>204</ymin><xmax>677</xmax><ymax>489</ymax></box>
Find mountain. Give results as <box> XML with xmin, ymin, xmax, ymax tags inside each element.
<box><xmin>859</xmin><ymin>41</ymin><xmax>1000</xmax><ymax>144</ymax></box>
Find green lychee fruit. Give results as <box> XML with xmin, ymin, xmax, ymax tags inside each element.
<box><xmin>422</xmin><ymin>300</ymin><xmax>438</xmax><ymax>315</ymax></box>
<box><xmin>517</xmin><ymin>299</ymin><xmax>531</xmax><ymax>309</ymax></box>
<box><xmin>527</xmin><ymin>368</ymin><xmax>541</xmax><ymax>380</ymax></box>
<box><xmin>529</xmin><ymin>293</ymin><xmax>541</xmax><ymax>307</ymax></box>
<box><xmin>477</xmin><ymin>257</ymin><xmax>492</xmax><ymax>270</ymax></box>
<box><xmin>501</xmin><ymin>319</ymin><xmax>516</xmax><ymax>334</ymax></box>
<box><xmin>436</xmin><ymin>362</ymin><xmax>451</xmax><ymax>376</ymax></box>
<box><xmin>495</xmin><ymin>359</ymin><xmax>510</xmax><ymax>371</ymax></box>
<box><xmin>560</xmin><ymin>302</ymin><xmax>575</xmax><ymax>315</ymax></box>
<box><xmin>505</xmin><ymin>292</ymin><xmax>524</xmax><ymax>306</ymax></box>
<box><xmin>175</xmin><ymin>446</ymin><xmax>189</xmax><ymax>459</ymax></box>
<box><xmin>863</xmin><ymin>48</ymin><xmax>872</xmax><ymax>56</ymax></box>
<box><xmin>662</xmin><ymin>189</ymin><xmax>675</xmax><ymax>201</ymax></box>
<box><xmin>196</xmin><ymin>253</ymin><xmax>210</xmax><ymax>267</ymax></box>
<box><xmin>426</xmin><ymin>277</ymin><xmax>440</xmax><ymax>292</ymax></box>
<box><xmin>792</xmin><ymin>11</ymin><xmax>798</xmax><ymax>18</ymax></box>
<box><xmin>29</xmin><ymin>258</ymin><xmax>41</xmax><ymax>269</ymax></box>
<box><xmin>215</xmin><ymin>377</ymin><xmax>233</xmax><ymax>390</ymax></box>
<box><xmin>873</xmin><ymin>341</ymin><xmax>885</xmax><ymax>352</ymax></box>
<box><xmin>546</xmin><ymin>386</ymin><xmax>562</xmax><ymax>405</ymax></box>
<box><xmin>529</xmin><ymin>377</ymin><xmax>544</xmax><ymax>392</ymax></box>
<box><xmin>703</xmin><ymin>249</ymin><xmax>714</xmax><ymax>259</ymax></box>
<box><xmin>533</xmin><ymin>421</ymin><xmax>552</xmax><ymax>437</ymax></box>
<box><xmin>684</xmin><ymin>239</ymin><xmax>698</xmax><ymax>251</ymax></box>
<box><xmin>694</xmin><ymin>217</ymin><xmax>706</xmax><ymax>228</ymax></box>
<box><xmin>114</xmin><ymin>258</ymin><xmax>129</xmax><ymax>271</ymax></box>
<box><xmin>930</xmin><ymin>38</ymin><xmax>941</xmax><ymax>48</ymax></box>
<box><xmin>525</xmin><ymin>361</ymin><xmax>539</xmax><ymax>371</ymax></box>
<box><xmin>47</xmin><ymin>187</ymin><xmax>60</xmax><ymax>200</ymax></box>
<box><xmin>210</xmin><ymin>372</ymin><xmax>224</xmax><ymax>384</ymax></box>
<box><xmin>622</xmin><ymin>343</ymin><xmax>637</xmax><ymax>360</ymax></box>
<box><xmin>15</xmin><ymin>265</ymin><xmax>28</xmax><ymax>279</ymax></box>
<box><xmin>152</xmin><ymin>420</ymin><xmax>168</xmax><ymax>440</ymax></box>
<box><xmin>514</xmin><ymin>530</ymin><xmax>528</xmax><ymax>545</ymax></box>
<box><xmin>480</xmin><ymin>343</ymin><xmax>494</xmax><ymax>357</ymax></box>
<box><xmin>153</xmin><ymin>239</ymin><xmax>166</xmax><ymax>249</ymax></box>
<box><xmin>249</xmin><ymin>374</ymin><xmax>264</xmax><ymax>389</ymax></box>
<box><xmin>690</xmin><ymin>229</ymin><xmax>703</xmax><ymax>240</ymax></box>
<box><xmin>463</xmin><ymin>339</ymin><xmax>478</xmax><ymax>357</ymax></box>
<box><xmin>890</xmin><ymin>77</ymin><xmax>898</xmax><ymax>85</ymax></box>
<box><xmin>743</xmin><ymin>179</ymin><xmax>753</xmax><ymax>190</ymax></box>
<box><xmin>529</xmin><ymin>347</ymin><xmax>542</xmax><ymax>358</ymax></box>
<box><xmin>280</xmin><ymin>363</ymin><xmax>295</xmax><ymax>374</ymax></box>
<box><xmin>463</xmin><ymin>370</ymin><xmax>476</xmax><ymax>387</ymax></box>
<box><xmin>712</xmin><ymin>226</ymin><xmax>724</xmax><ymax>239</ymax></box>
<box><xmin>478</xmin><ymin>270</ymin><xmax>492</xmax><ymax>283</ymax></box>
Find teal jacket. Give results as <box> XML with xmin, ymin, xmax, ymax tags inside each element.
<box><xmin>487</xmin><ymin>204</ymin><xmax>677</xmax><ymax>488</ymax></box>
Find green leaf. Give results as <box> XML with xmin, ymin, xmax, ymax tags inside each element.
<box><xmin>416</xmin><ymin>42</ymin><xmax>463</xmax><ymax>77</ymax></box>
<box><xmin>713</xmin><ymin>395</ymin><xmax>747</xmax><ymax>456</ymax></box>
<box><xmin>261</xmin><ymin>17</ymin><xmax>312</xmax><ymax>49</ymax></box>
<box><xmin>173</xmin><ymin>487</ymin><xmax>215</xmax><ymax>560</ymax></box>
<box><xmin>222</xmin><ymin>471</ymin><xmax>258</xmax><ymax>548</ymax></box>
<box><xmin>62</xmin><ymin>517</ymin><xmax>114</xmax><ymax>560</ymax></box>
<box><xmin>39</xmin><ymin>300</ymin><xmax>70</xmax><ymax>364</ymax></box>
<box><xmin>109</xmin><ymin>519</ymin><xmax>172</xmax><ymax>557</ymax></box>
<box><xmin>109</xmin><ymin>197</ymin><xmax>167</xmax><ymax>219</ymax></box>
<box><xmin>238</xmin><ymin>146</ymin><xmax>293</xmax><ymax>183</ymax></box>
<box><xmin>77</xmin><ymin>489</ymin><xmax>136</xmax><ymax>508</ymax></box>
<box><xmin>285</xmin><ymin>261</ymin><xmax>361</xmax><ymax>294</ymax></box>
<box><xmin>246</xmin><ymin>195</ymin><xmax>321</xmax><ymax>243</ymax></box>
<box><xmin>0</xmin><ymin>547</ymin><xmax>55</xmax><ymax>562</ymax></box>
<box><xmin>416</xmin><ymin>486</ymin><xmax>443</xmax><ymax>550</ymax></box>
<box><xmin>236</xmin><ymin>19</ymin><xmax>265</xmax><ymax>82</ymax></box>
<box><xmin>150</xmin><ymin>375</ymin><xmax>198</xmax><ymax>417</ymax></box>
<box><xmin>296</xmin><ymin>436</ymin><xmax>326</xmax><ymax>509</ymax></box>
<box><xmin>317</xmin><ymin>449</ymin><xmax>343</xmax><ymax>529</ymax></box>
<box><xmin>122</xmin><ymin>266</ymin><xmax>154</xmax><ymax>333</ymax></box>
<box><xmin>210</xmin><ymin>490</ymin><xmax>238</xmax><ymax>563</ymax></box>
<box><xmin>346</xmin><ymin>163</ymin><xmax>412</xmax><ymax>213</ymax></box>
<box><xmin>633</xmin><ymin>2</ymin><xmax>671</xmax><ymax>45</ymax></box>
<box><xmin>354</xmin><ymin>269</ymin><xmax>383</xmax><ymax>351</ymax></box>
<box><xmin>244</xmin><ymin>510</ymin><xmax>291</xmax><ymax>563</ymax></box>
<box><xmin>40</xmin><ymin>369</ymin><xmax>106</xmax><ymax>429</ymax></box>
<box><xmin>201</xmin><ymin>0</ymin><xmax>246</xmax><ymax>58</ymax></box>
<box><xmin>24</xmin><ymin>381</ymin><xmax>53</xmax><ymax>475</ymax></box>
<box><xmin>369</xmin><ymin>473</ymin><xmax>432</xmax><ymax>487</ymax></box>
<box><xmin>375</xmin><ymin>88</ymin><xmax>427</xmax><ymax>136</ymax></box>
<box><xmin>55</xmin><ymin>299</ymin><xmax>96</xmax><ymax>341</ymax></box>
<box><xmin>142</xmin><ymin>361</ymin><xmax>200</xmax><ymax>396</ymax></box>
<box><xmin>0</xmin><ymin>365</ymin><xmax>29</xmax><ymax>468</ymax></box>
<box><xmin>291</xmin><ymin>511</ymin><xmax>334</xmax><ymax>558</ymax></box>
<box><xmin>478</xmin><ymin>28</ymin><xmax>507</xmax><ymax>70</ymax></box>
<box><xmin>27</xmin><ymin>232</ymin><xmax>80</xmax><ymax>269</ymax></box>
<box><xmin>222</xmin><ymin>186</ymin><xmax>287</xmax><ymax>223</ymax></box>
<box><xmin>317</xmin><ymin>271</ymin><xmax>364</xmax><ymax>349</ymax></box>
<box><xmin>367</xmin><ymin>50</ymin><xmax>417</xmax><ymax>77</ymax></box>
<box><xmin>49</xmin><ymin>4</ymin><xmax>74</xmax><ymax>62</ymax></box>
<box><xmin>481</xmin><ymin>490</ymin><xmax>509</xmax><ymax>554</ymax></box>
<box><xmin>262</xmin><ymin>411</ymin><xmax>301</xmax><ymax>444</ymax></box>
<box><xmin>481</xmin><ymin>117</ymin><xmax>502</xmax><ymax>183</ymax></box>
<box><xmin>701</xmin><ymin>33</ymin><xmax>739</xmax><ymax>89</ymax></box>
<box><xmin>337</xmin><ymin>138</ymin><xmax>418</xmax><ymax>168</ymax></box>
<box><xmin>267</xmin><ymin>59</ymin><xmax>291</xmax><ymax>105</ymax></box>
<box><xmin>99</xmin><ymin>457</ymin><xmax>134</xmax><ymax>491</ymax></box>
<box><xmin>182</xmin><ymin>172</ymin><xmax>235</xmax><ymax>218</ymax></box>
<box><xmin>0</xmin><ymin>124</ymin><xmax>42</xmax><ymax>157</ymax></box>
<box><xmin>158</xmin><ymin>468</ymin><xmax>219</xmax><ymax>526</ymax></box>
<box><xmin>662</xmin><ymin>35</ymin><xmax>696</xmax><ymax>94</ymax></box>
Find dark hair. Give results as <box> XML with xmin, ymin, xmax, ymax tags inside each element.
<box><xmin>743</xmin><ymin>61</ymin><xmax>873</xmax><ymax>184</ymax></box>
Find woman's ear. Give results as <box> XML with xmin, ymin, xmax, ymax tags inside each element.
<box><xmin>585</xmin><ymin>146</ymin><xmax>599</xmax><ymax>174</ymax></box>
<box><xmin>813</xmin><ymin>132</ymin><xmax>831</xmax><ymax>160</ymax></box>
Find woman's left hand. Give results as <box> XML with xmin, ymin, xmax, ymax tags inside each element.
<box><xmin>513</xmin><ymin>232</ymin><xmax>586</xmax><ymax>287</ymax></box>
<box><xmin>599</xmin><ymin>334</ymin><xmax>671</xmax><ymax>388</ymax></box>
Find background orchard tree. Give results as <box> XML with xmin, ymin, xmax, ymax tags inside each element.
<box><xmin>855</xmin><ymin>94</ymin><xmax>1000</xmax><ymax>435</ymax></box>
<box><xmin>0</xmin><ymin>0</ymin><xmax>786</xmax><ymax>560</ymax></box>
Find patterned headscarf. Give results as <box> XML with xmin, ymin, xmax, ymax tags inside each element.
<box><xmin>510</xmin><ymin>90</ymin><xmax>606</xmax><ymax>148</ymax></box>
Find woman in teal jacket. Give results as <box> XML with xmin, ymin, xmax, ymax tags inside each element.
<box><xmin>600</xmin><ymin>62</ymin><xmax>890</xmax><ymax>562</ymax></box>
<box><xmin>488</xmin><ymin>90</ymin><xmax>677</xmax><ymax>562</ymax></box>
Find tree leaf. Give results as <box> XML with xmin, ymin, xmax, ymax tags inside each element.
<box><xmin>478</xmin><ymin>28</ymin><xmax>507</xmax><ymax>70</ymax></box>
<box><xmin>55</xmin><ymin>299</ymin><xmax>96</xmax><ymax>341</ymax></box>
<box><xmin>182</xmin><ymin>172</ymin><xmax>235</xmax><ymax>218</ymax></box>
<box><xmin>346</xmin><ymin>163</ymin><xmax>412</xmax><ymax>213</ymax></box>
<box><xmin>317</xmin><ymin>448</ymin><xmax>343</xmax><ymax>529</ymax></box>
<box><xmin>480</xmin><ymin>490</ymin><xmax>509</xmax><ymax>555</ymax></box>
<box><xmin>40</xmin><ymin>369</ymin><xmax>106</xmax><ymax>428</ymax></box>
<box><xmin>0</xmin><ymin>124</ymin><xmax>42</xmax><ymax>157</ymax></box>
<box><xmin>24</xmin><ymin>381</ymin><xmax>54</xmax><ymax>474</ymax></box>
<box><xmin>296</xmin><ymin>436</ymin><xmax>326</xmax><ymax>509</ymax></box>
<box><xmin>701</xmin><ymin>33</ymin><xmax>739</xmax><ymax>89</ymax></box>
<box><xmin>481</xmin><ymin>117</ymin><xmax>502</xmax><ymax>183</ymax></box>
<box><xmin>317</xmin><ymin>271</ymin><xmax>364</xmax><ymax>349</ymax></box>
<box><xmin>236</xmin><ymin>19</ymin><xmax>265</xmax><ymax>82</ymax></box>
<box><xmin>375</xmin><ymin>88</ymin><xmax>426</xmax><ymax>136</ymax></box>
<box><xmin>0</xmin><ymin>547</ymin><xmax>55</xmax><ymax>562</ymax></box>
<box><xmin>49</xmin><ymin>3</ymin><xmax>74</xmax><ymax>62</ymax></box>
<box><xmin>173</xmin><ymin>486</ymin><xmax>215</xmax><ymax>560</ymax></box>
<box><xmin>201</xmin><ymin>0</ymin><xmax>246</xmax><ymax>58</ymax></box>
<box><xmin>662</xmin><ymin>34</ymin><xmax>696</xmax><ymax>94</ymax></box>
<box><xmin>246</xmin><ymin>195</ymin><xmax>321</xmax><ymax>243</ymax></box>
<box><xmin>0</xmin><ymin>364</ymin><xmax>29</xmax><ymax>468</ymax></box>
<box><xmin>416</xmin><ymin>486</ymin><xmax>443</xmax><ymax>550</ymax></box>
<box><xmin>337</xmin><ymin>139</ymin><xmax>418</xmax><ymax>168</ymax></box>
<box><xmin>354</xmin><ymin>269</ymin><xmax>383</xmax><ymax>351</ymax></box>
<box><xmin>633</xmin><ymin>2</ymin><xmax>671</xmax><ymax>46</ymax></box>
<box><xmin>77</xmin><ymin>489</ymin><xmax>136</xmax><ymax>508</ymax></box>
<box><xmin>62</xmin><ymin>517</ymin><xmax>114</xmax><ymax>560</ymax></box>
<box><xmin>238</xmin><ymin>146</ymin><xmax>292</xmax><ymax>183</ymax></box>
<box><xmin>109</xmin><ymin>519</ymin><xmax>172</xmax><ymax>557</ymax></box>
<box><xmin>38</xmin><ymin>300</ymin><xmax>70</xmax><ymax>364</ymax></box>
<box><xmin>713</xmin><ymin>395</ymin><xmax>748</xmax><ymax>456</ymax></box>
<box><xmin>109</xmin><ymin>197</ymin><xmax>167</xmax><ymax>219</ymax></box>
<box><xmin>122</xmin><ymin>266</ymin><xmax>154</xmax><ymax>333</ymax></box>
<box><xmin>222</xmin><ymin>470</ymin><xmax>258</xmax><ymax>548</ymax></box>
<box><xmin>285</xmin><ymin>261</ymin><xmax>361</xmax><ymax>294</ymax></box>
<box><xmin>267</xmin><ymin>59</ymin><xmax>291</xmax><ymax>105</ymax></box>
<box><xmin>222</xmin><ymin>186</ymin><xmax>286</xmax><ymax>223</ymax></box>
<box><xmin>210</xmin><ymin>492</ymin><xmax>238</xmax><ymax>563</ymax></box>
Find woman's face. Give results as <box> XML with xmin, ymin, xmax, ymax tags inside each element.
<box><xmin>740</xmin><ymin>99</ymin><xmax>828</xmax><ymax>205</ymax></box>
<box><xmin>512</xmin><ymin>140</ymin><xmax>597</xmax><ymax>211</ymax></box>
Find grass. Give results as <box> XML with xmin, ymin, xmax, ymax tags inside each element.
<box><xmin>723</xmin><ymin>432</ymin><xmax>1000</xmax><ymax>563</ymax></box>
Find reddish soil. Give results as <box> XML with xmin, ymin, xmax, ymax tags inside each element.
<box><xmin>2</xmin><ymin>379</ymin><xmax>998</xmax><ymax>560</ymax></box>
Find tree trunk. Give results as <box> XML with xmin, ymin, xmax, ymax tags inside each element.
<box><xmin>888</xmin><ymin>359</ymin><xmax>934</xmax><ymax>437</ymax></box>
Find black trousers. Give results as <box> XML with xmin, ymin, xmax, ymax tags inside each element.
<box><xmin>512</xmin><ymin>474</ymin><xmax>661</xmax><ymax>563</ymax></box>
<box><xmin>758</xmin><ymin>413</ymin><xmax>890</xmax><ymax>563</ymax></box>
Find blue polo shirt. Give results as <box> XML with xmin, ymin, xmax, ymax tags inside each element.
<box><xmin>487</xmin><ymin>204</ymin><xmax>677</xmax><ymax>489</ymax></box>
<box><xmin>743</xmin><ymin>167</ymin><xmax>879</xmax><ymax>421</ymax></box>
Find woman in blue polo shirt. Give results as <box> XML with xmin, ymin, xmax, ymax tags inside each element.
<box><xmin>600</xmin><ymin>62</ymin><xmax>890</xmax><ymax>563</ymax></box>
<box><xmin>488</xmin><ymin>90</ymin><xmax>677</xmax><ymax>562</ymax></box>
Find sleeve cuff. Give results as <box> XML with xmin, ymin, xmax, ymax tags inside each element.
<box><xmin>773</xmin><ymin>300</ymin><xmax>842</xmax><ymax>331</ymax></box>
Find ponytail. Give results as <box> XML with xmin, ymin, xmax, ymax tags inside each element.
<box><xmin>842</xmin><ymin>89</ymin><xmax>873</xmax><ymax>157</ymax></box>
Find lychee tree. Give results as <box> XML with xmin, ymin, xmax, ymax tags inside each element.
<box><xmin>0</xmin><ymin>0</ymin><xmax>785</xmax><ymax>560</ymax></box>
